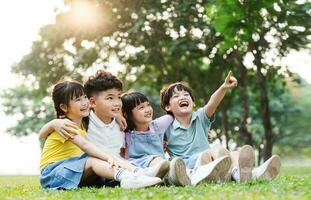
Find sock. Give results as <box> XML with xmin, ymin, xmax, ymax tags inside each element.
<box><xmin>114</xmin><ymin>168</ymin><xmax>125</xmax><ymax>181</ymax></box>
<box><xmin>231</xmin><ymin>167</ymin><xmax>240</xmax><ymax>182</ymax></box>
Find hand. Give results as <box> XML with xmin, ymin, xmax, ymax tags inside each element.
<box><xmin>208</xmin><ymin>130</ymin><xmax>217</xmax><ymax>142</ymax></box>
<box><xmin>116</xmin><ymin>115</ymin><xmax>127</xmax><ymax>131</ymax></box>
<box><xmin>163</xmin><ymin>140</ymin><xmax>168</xmax><ymax>153</ymax></box>
<box><xmin>222</xmin><ymin>71</ymin><xmax>238</xmax><ymax>89</ymax></box>
<box><xmin>107</xmin><ymin>155</ymin><xmax>119</xmax><ymax>169</ymax></box>
<box><xmin>52</xmin><ymin>119</ymin><xmax>80</xmax><ymax>140</ymax></box>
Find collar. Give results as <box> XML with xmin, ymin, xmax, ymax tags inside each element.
<box><xmin>172</xmin><ymin>112</ymin><xmax>198</xmax><ymax>130</ymax></box>
<box><xmin>90</xmin><ymin>110</ymin><xmax>117</xmax><ymax>129</ymax></box>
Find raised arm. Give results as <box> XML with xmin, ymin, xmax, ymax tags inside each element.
<box><xmin>205</xmin><ymin>71</ymin><xmax>238</xmax><ymax>117</ymax></box>
<box><xmin>71</xmin><ymin>134</ymin><xmax>118</xmax><ymax>168</ymax></box>
<box><xmin>38</xmin><ymin>119</ymin><xmax>80</xmax><ymax>140</ymax></box>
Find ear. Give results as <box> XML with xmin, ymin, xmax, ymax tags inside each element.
<box><xmin>89</xmin><ymin>97</ymin><xmax>96</xmax><ymax>108</ymax></box>
<box><xmin>165</xmin><ymin>105</ymin><xmax>171</xmax><ymax>112</ymax></box>
<box><xmin>60</xmin><ymin>104</ymin><xmax>68</xmax><ymax>113</ymax></box>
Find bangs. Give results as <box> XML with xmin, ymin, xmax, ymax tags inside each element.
<box><xmin>168</xmin><ymin>83</ymin><xmax>192</xmax><ymax>96</ymax></box>
<box><xmin>69</xmin><ymin>83</ymin><xmax>85</xmax><ymax>100</ymax></box>
<box><xmin>122</xmin><ymin>91</ymin><xmax>149</xmax><ymax>114</ymax></box>
<box><xmin>126</xmin><ymin>92</ymin><xmax>149</xmax><ymax>111</ymax></box>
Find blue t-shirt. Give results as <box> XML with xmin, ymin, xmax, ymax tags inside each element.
<box><xmin>165</xmin><ymin>107</ymin><xmax>214</xmax><ymax>160</ymax></box>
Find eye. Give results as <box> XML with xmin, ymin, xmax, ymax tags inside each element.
<box><xmin>107</xmin><ymin>96</ymin><xmax>113</xmax><ymax>100</ymax></box>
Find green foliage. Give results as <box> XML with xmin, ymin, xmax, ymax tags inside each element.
<box><xmin>1</xmin><ymin>0</ymin><xmax>310</xmax><ymax>159</ymax></box>
<box><xmin>0</xmin><ymin>167</ymin><xmax>310</xmax><ymax>199</ymax></box>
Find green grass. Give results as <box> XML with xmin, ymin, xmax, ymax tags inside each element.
<box><xmin>0</xmin><ymin>167</ymin><xmax>310</xmax><ymax>200</ymax></box>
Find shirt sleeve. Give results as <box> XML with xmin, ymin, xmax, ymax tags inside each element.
<box><xmin>49</xmin><ymin>131</ymin><xmax>67</xmax><ymax>143</ymax></box>
<box><xmin>196</xmin><ymin>106</ymin><xmax>215</xmax><ymax>128</ymax></box>
<box><xmin>153</xmin><ymin>114</ymin><xmax>174</xmax><ymax>134</ymax></box>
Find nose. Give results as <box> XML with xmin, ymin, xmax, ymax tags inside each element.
<box><xmin>113</xmin><ymin>99</ymin><xmax>122</xmax><ymax>107</ymax></box>
<box><xmin>82</xmin><ymin>98</ymin><xmax>89</xmax><ymax>106</ymax></box>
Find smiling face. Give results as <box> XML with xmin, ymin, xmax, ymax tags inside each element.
<box><xmin>165</xmin><ymin>87</ymin><xmax>194</xmax><ymax>117</ymax></box>
<box><xmin>89</xmin><ymin>88</ymin><xmax>122</xmax><ymax>124</ymax></box>
<box><xmin>131</xmin><ymin>101</ymin><xmax>153</xmax><ymax>127</ymax></box>
<box><xmin>62</xmin><ymin>94</ymin><xmax>90</xmax><ymax>120</ymax></box>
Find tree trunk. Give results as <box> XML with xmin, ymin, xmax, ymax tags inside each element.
<box><xmin>229</xmin><ymin>51</ymin><xmax>253</xmax><ymax>146</ymax></box>
<box><xmin>253</xmin><ymin>45</ymin><xmax>273</xmax><ymax>161</ymax></box>
<box><xmin>221</xmin><ymin>108</ymin><xmax>230</xmax><ymax>149</ymax></box>
<box><xmin>237</xmin><ymin>63</ymin><xmax>253</xmax><ymax>146</ymax></box>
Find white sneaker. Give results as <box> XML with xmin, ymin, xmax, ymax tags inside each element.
<box><xmin>191</xmin><ymin>156</ymin><xmax>231</xmax><ymax>185</ymax></box>
<box><xmin>139</xmin><ymin>160</ymin><xmax>170</xmax><ymax>178</ymax></box>
<box><xmin>120</xmin><ymin>171</ymin><xmax>162</xmax><ymax>189</ymax></box>
<box><xmin>167</xmin><ymin>157</ymin><xmax>191</xmax><ymax>186</ymax></box>
<box><xmin>195</xmin><ymin>151</ymin><xmax>212</xmax><ymax>168</ymax></box>
<box><xmin>238</xmin><ymin>145</ymin><xmax>255</xmax><ymax>182</ymax></box>
<box><xmin>252</xmin><ymin>155</ymin><xmax>281</xmax><ymax>181</ymax></box>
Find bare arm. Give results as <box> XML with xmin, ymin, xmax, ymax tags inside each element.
<box><xmin>115</xmin><ymin>114</ymin><xmax>127</xmax><ymax>131</ymax></box>
<box><xmin>70</xmin><ymin>134</ymin><xmax>119</xmax><ymax>168</ymax></box>
<box><xmin>38</xmin><ymin>119</ymin><xmax>80</xmax><ymax>140</ymax></box>
<box><xmin>205</xmin><ymin>71</ymin><xmax>238</xmax><ymax>117</ymax></box>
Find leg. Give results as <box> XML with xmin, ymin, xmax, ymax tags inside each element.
<box><xmin>115</xmin><ymin>157</ymin><xmax>136</xmax><ymax>171</ymax></box>
<box><xmin>230</xmin><ymin>145</ymin><xmax>255</xmax><ymax>183</ymax></box>
<box><xmin>141</xmin><ymin>156</ymin><xmax>170</xmax><ymax>178</ymax></box>
<box><xmin>149</xmin><ymin>156</ymin><xmax>165</xmax><ymax>167</ymax></box>
<box><xmin>84</xmin><ymin>157</ymin><xmax>162</xmax><ymax>189</ymax></box>
<box><xmin>83</xmin><ymin>157</ymin><xmax>115</xmax><ymax>180</ymax></box>
<box><xmin>208</xmin><ymin>145</ymin><xmax>230</xmax><ymax>160</ymax></box>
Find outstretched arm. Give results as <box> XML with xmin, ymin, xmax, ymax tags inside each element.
<box><xmin>38</xmin><ymin>119</ymin><xmax>80</xmax><ymax>140</ymax></box>
<box><xmin>205</xmin><ymin>71</ymin><xmax>238</xmax><ymax>117</ymax></box>
<box><xmin>71</xmin><ymin>134</ymin><xmax>119</xmax><ymax>168</ymax></box>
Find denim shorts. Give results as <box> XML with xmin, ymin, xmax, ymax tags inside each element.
<box><xmin>40</xmin><ymin>154</ymin><xmax>120</xmax><ymax>189</ymax></box>
<box><xmin>40</xmin><ymin>154</ymin><xmax>88</xmax><ymax>190</ymax></box>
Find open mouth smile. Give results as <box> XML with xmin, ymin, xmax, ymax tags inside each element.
<box><xmin>179</xmin><ymin>101</ymin><xmax>189</xmax><ymax>107</ymax></box>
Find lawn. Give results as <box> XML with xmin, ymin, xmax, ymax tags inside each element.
<box><xmin>0</xmin><ymin>167</ymin><xmax>310</xmax><ymax>200</ymax></box>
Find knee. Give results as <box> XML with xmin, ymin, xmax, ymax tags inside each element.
<box><xmin>211</xmin><ymin>145</ymin><xmax>230</xmax><ymax>159</ymax></box>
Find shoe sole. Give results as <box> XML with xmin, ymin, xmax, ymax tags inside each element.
<box><xmin>239</xmin><ymin>145</ymin><xmax>255</xmax><ymax>182</ymax></box>
<box><xmin>154</xmin><ymin>160</ymin><xmax>170</xmax><ymax>178</ymax></box>
<box><xmin>169</xmin><ymin>158</ymin><xmax>191</xmax><ymax>186</ymax></box>
<box><xmin>196</xmin><ymin>156</ymin><xmax>232</xmax><ymax>185</ymax></box>
<box><xmin>258</xmin><ymin>155</ymin><xmax>281</xmax><ymax>180</ymax></box>
<box><xmin>122</xmin><ymin>178</ymin><xmax>163</xmax><ymax>189</ymax></box>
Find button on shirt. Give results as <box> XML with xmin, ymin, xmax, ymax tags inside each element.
<box><xmin>86</xmin><ymin>111</ymin><xmax>124</xmax><ymax>158</ymax></box>
<box><xmin>165</xmin><ymin>107</ymin><xmax>214</xmax><ymax>160</ymax></box>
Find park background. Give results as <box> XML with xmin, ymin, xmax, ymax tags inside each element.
<box><xmin>0</xmin><ymin>0</ymin><xmax>310</xmax><ymax>199</ymax></box>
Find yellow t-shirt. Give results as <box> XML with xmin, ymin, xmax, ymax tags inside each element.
<box><xmin>39</xmin><ymin>129</ymin><xmax>86</xmax><ymax>170</ymax></box>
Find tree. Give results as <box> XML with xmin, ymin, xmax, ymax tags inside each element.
<box><xmin>2</xmin><ymin>0</ymin><xmax>310</xmax><ymax>162</ymax></box>
<box><xmin>205</xmin><ymin>0</ymin><xmax>311</xmax><ymax>161</ymax></box>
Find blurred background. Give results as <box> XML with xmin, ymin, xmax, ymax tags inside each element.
<box><xmin>0</xmin><ymin>0</ymin><xmax>310</xmax><ymax>175</ymax></box>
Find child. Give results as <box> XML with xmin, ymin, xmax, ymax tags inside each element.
<box><xmin>121</xmin><ymin>91</ymin><xmax>187</xmax><ymax>185</ymax></box>
<box><xmin>39</xmin><ymin>80</ymin><xmax>161</xmax><ymax>189</ymax></box>
<box><xmin>39</xmin><ymin>71</ymin><xmax>167</xmax><ymax>178</ymax></box>
<box><xmin>160</xmin><ymin>71</ymin><xmax>281</xmax><ymax>183</ymax></box>
<box><xmin>121</xmin><ymin>91</ymin><xmax>232</xmax><ymax>186</ymax></box>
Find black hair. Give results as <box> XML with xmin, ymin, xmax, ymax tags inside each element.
<box><xmin>52</xmin><ymin>81</ymin><xmax>89</xmax><ymax>129</ymax></box>
<box><xmin>84</xmin><ymin>70</ymin><xmax>123</xmax><ymax>98</ymax></box>
<box><xmin>121</xmin><ymin>91</ymin><xmax>149</xmax><ymax>132</ymax></box>
<box><xmin>160</xmin><ymin>82</ymin><xmax>194</xmax><ymax>115</ymax></box>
